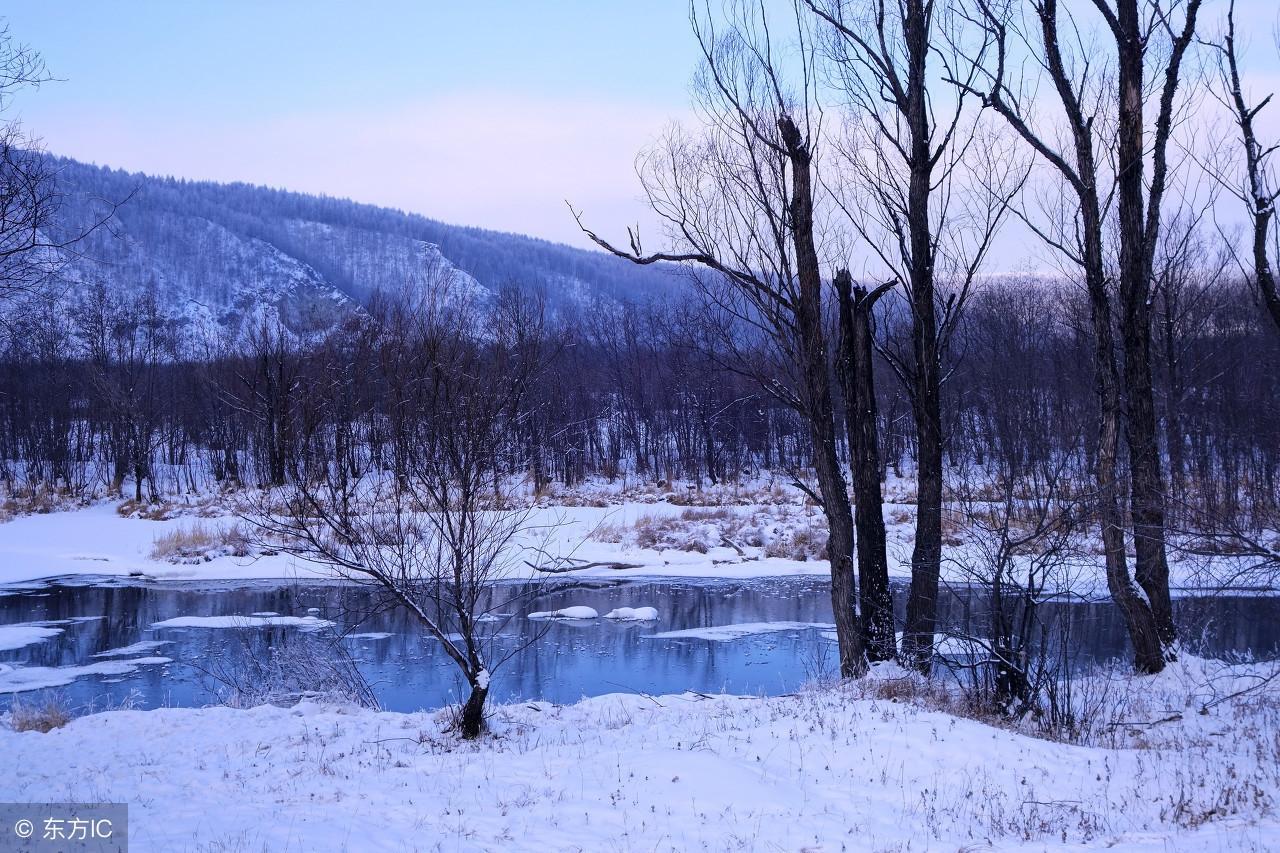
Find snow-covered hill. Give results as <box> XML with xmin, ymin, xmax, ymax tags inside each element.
<box><xmin>42</xmin><ymin>157</ymin><xmax>683</xmax><ymax>342</ymax></box>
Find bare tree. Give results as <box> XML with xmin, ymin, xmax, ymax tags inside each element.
<box><xmin>1112</xmin><ymin>0</ymin><xmax>1203</xmax><ymax>652</ymax></box>
<box><xmin>803</xmin><ymin>0</ymin><xmax>1024</xmax><ymax>672</ymax></box>
<box><xmin>944</xmin><ymin>285</ymin><xmax>1088</xmax><ymax>712</ymax></box>
<box><xmin>835</xmin><ymin>270</ymin><xmax>895</xmax><ymax>660</ymax></box>
<box><xmin>956</xmin><ymin>0</ymin><xmax>1202</xmax><ymax>671</ymax></box>
<box><xmin>1209</xmin><ymin>0</ymin><xmax>1280</xmax><ymax>334</ymax></box>
<box><xmin>0</xmin><ymin>26</ymin><xmax>119</xmax><ymax>299</ymax></box>
<box><xmin>947</xmin><ymin>457</ymin><xmax>1084</xmax><ymax>714</ymax></box>
<box><xmin>574</xmin><ymin>0</ymin><xmax>869</xmax><ymax>677</ymax></box>
<box><xmin>250</xmin><ymin>286</ymin><xmax>552</xmax><ymax>738</ymax></box>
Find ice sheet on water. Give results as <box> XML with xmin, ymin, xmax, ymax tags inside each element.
<box><xmin>0</xmin><ymin>624</ymin><xmax>63</xmax><ymax>652</ymax></box>
<box><xmin>527</xmin><ymin>606</ymin><xmax>599</xmax><ymax>620</ymax></box>
<box><xmin>152</xmin><ymin>615</ymin><xmax>335</xmax><ymax>630</ymax></box>
<box><xmin>0</xmin><ymin>657</ymin><xmax>171</xmax><ymax>693</ymax></box>
<box><xmin>645</xmin><ymin>621</ymin><xmax>834</xmax><ymax>642</ymax></box>
<box><xmin>93</xmin><ymin>640</ymin><xmax>172</xmax><ymax>658</ymax></box>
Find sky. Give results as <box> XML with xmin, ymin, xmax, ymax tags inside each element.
<box><xmin>4</xmin><ymin>2</ymin><xmax>703</xmax><ymax>249</ymax></box>
<box><xmin>5</xmin><ymin>1</ymin><xmax>1280</xmax><ymax>257</ymax></box>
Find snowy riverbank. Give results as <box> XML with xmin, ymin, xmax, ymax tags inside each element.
<box><xmin>2</xmin><ymin>657</ymin><xmax>1276</xmax><ymax>851</ymax></box>
<box><xmin>0</xmin><ymin>496</ymin><xmax>1271</xmax><ymax>598</ymax></box>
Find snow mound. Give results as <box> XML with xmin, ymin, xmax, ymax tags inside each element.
<box><xmin>152</xmin><ymin>615</ymin><xmax>335</xmax><ymax>630</ymax></box>
<box><xmin>0</xmin><ymin>657</ymin><xmax>171</xmax><ymax>693</ymax></box>
<box><xmin>0</xmin><ymin>624</ymin><xmax>63</xmax><ymax>652</ymax></box>
<box><xmin>603</xmin><ymin>607</ymin><xmax>660</xmax><ymax>622</ymax></box>
<box><xmin>646</xmin><ymin>621</ymin><xmax>834</xmax><ymax>641</ymax></box>
<box><xmin>528</xmin><ymin>606</ymin><xmax>599</xmax><ymax>620</ymax></box>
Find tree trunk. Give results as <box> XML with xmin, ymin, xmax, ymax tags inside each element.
<box><xmin>1080</xmin><ymin>174</ymin><xmax>1167</xmax><ymax>674</ymax></box>
<box><xmin>779</xmin><ymin>115</ymin><xmax>867</xmax><ymax>679</ymax></box>
<box><xmin>1115</xmin><ymin>0</ymin><xmax>1176</xmax><ymax>649</ymax></box>
<box><xmin>1089</xmin><ymin>273</ymin><xmax>1167</xmax><ymax>675</ymax></box>
<box><xmin>1253</xmin><ymin>209</ymin><xmax>1280</xmax><ymax>333</ymax></box>
<box><xmin>836</xmin><ymin>270</ymin><xmax>895</xmax><ymax>662</ymax></box>
<box><xmin>898</xmin><ymin>0</ymin><xmax>942</xmax><ymax>674</ymax></box>
<box><xmin>1225</xmin><ymin>7</ymin><xmax>1280</xmax><ymax>335</ymax></box>
<box><xmin>459</xmin><ymin>681</ymin><xmax>488</xmax><ymax>739</ymax></box>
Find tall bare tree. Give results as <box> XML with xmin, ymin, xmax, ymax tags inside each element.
<box><xmin>1113</xmin><ymin>0</ymin><xmax>1202</xmax><ymax>650</ymax></box>
<box><xmin>574</xmin><ymin>0</ymin><xmax>870</xmax><ymax>676</ymax></box>
<box><xmin>835</xmin><ymin>270</ymin><xmax>895</xmax><ymax>660</ymax></box>
<box><xmin>958</xmin><ymin>0</ymin><xmax>1202</xmax><ymax>670</ymax></box>
<box><xmin>804</xmin><ymin>0</ymin><xmax>1023</xmax><ymax>671</ymax></box>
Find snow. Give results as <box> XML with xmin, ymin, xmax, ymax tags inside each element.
<box><xmin>92</xmin><ymin>641</ymin><xmax>172</xmax><ymax>658</ymax></box>
<box><xmin>526</xmin><ymin>606</ymin><xmax>599</xmax><ymax>620</ymax></box>
<box><xmin>0</xmin><ymin>657</ymin><xmax>171</xmax><ymax>693</ymax></box>
<box><xmin>647</xmin><ymin>621</ymin><xmax>834</xmax><ymax>641</ymax></box>
<box><xmin>476</xmin><ymin>668</ymin><xmax>490</xmax><ymax>690</ymax></box>
<box><xmin>0</xmin><ymin>492</ymin><xmax>1271</xmax><ymax>596</ymax></box>
<box><xmin>0</xmin><ymin>624</ymin><xmax>63</xmax><ymax>652</ymax></box>
<box><xmin>343</xmin><ymin>632</ymin><xmax>393</xmax><ymax>641</ymax></box>
<box><xmin>1</xmin><ymin>659</ymin><xmax>1275</xmax><ymax>850</ymax></box>
<box><xmin>0</xmin><ymin>502</ymin><xmax>307</xmax><ymax>585</ymax></box>
<box><xmin>602</xmin><ymin>606</ymin><xmax>660</xmax><ymax>621</ymax></box>
<box><xmin>151</xmin><ymin>615</ymin><xmax>335</xmax><ymax>630</ymax></box>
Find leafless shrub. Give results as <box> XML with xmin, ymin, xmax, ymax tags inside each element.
<box><xmin>941</xmin><ymin>454</ymin><xmax>1089</xmax><ymax>717</ymax></box>
<box><xmin>200</xmin><ymin>627</ymin><xmax>378</xmax><ymax>710</ymax></box>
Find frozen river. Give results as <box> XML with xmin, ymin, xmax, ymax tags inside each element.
<box><xmin>2</xmin><ymin>576</ymin><xmax>1277</xmax><ymax>711</ymax></box>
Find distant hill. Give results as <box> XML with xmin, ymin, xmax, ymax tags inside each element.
<box><xmin>43</xmin><ymin>156</ymin><xmax>685</xmax><ymax>341</ymax></box>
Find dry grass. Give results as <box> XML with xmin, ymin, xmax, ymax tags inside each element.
<box><xmin>151</xmin><ymin>521</ymin><xmax>251</xmax><ymax>563</ymax></box>
<box><xmin>118</xmin><ymin>498</ymin><xmax>181</xmax><ymax>520</ymax></box>
<box><xmin>8</xmin><ymin>695</ymin><xmax>72</xmax><ymax>733</ymax></box>
<box><xmin>678</xmin><ymin>506</ymin><xmax>734</xmax><ymax>522</ymax></box>
<box><xmin>536</xmin><ymin>476</ymin><xmax>803</xmax><ymax>509</ymax></box>
<box><xmin>590</xmin><ymin>504</ymin><xmax>828</xmax><ymax>561</ymax></box>
<box><xmin>632</xmin><ymin>513</ymin><xmax>711</xmax><ymax>553</ymax></box>
<box><xmin>1</xmin><ymin>486</ymin><xmax>89</xmax><ymax>521</ymax></box>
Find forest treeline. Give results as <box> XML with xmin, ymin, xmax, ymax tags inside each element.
<box><xmin>1</xmin><ymin>267</ymin><xmax>1275</xmax><ymax>534</ymax></box>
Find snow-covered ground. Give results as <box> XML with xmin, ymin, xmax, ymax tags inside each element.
<box><xmin>0</xmin><ymin>495</ymin><xmax>1267</xmax><ymax>596</ymax></box>
<box><xmin>1</xmin><ymin>489</ymin><xmax>1276</xmax><ymax>849</ymax></box>
<box><xmin>2</xmin><ymin>658</ymin><xmax>1276</xmax><ymax>851</ymax></box>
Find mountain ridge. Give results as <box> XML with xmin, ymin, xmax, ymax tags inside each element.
<box><xmin>42</xmin><ymin>156</ymin><xmax>684</xmax><ymax>341</ymax></box>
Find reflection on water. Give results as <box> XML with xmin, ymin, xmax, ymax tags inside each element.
<box><xmin>1</xmin><ymin>576</ymin><xmax>1277</xmax><ymax>713</ymax></box>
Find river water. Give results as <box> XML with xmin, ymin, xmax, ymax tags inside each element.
<box><xmin>2</xmin><ymin>576</ymin><xmax>1277</xmax><ymax>712</ymax></box>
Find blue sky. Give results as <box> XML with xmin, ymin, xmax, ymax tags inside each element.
<box><xmin>5</xmin><ymin>2</ymin><xmax>702</xmax><ymax>247</ymax></box>
<box><xmin>7</xmin><ymin>3</ymin><xmax>698</xmax><ymax>118</ymax></box>
<box><xmin>5</xmin><ymin>2</ymin><xmax>1280</xmax><ymax>255</ymax></box>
